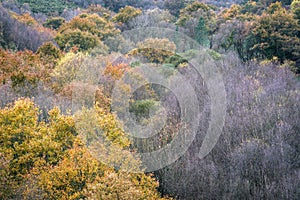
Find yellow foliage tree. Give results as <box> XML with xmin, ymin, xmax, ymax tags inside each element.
<box><xmin>0</xmin><ymin>99</ymin><xmax>170</xmax><ymax>200</ymax></box>
<box><xmin>129</xmin><ymin>38</ymin><xmax>176</xmax><ymax>64</ymax></box>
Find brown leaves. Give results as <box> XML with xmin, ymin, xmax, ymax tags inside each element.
<box><xmin>0</xmin><ymin>49</ymin><xmax>51</xmax><ymax>87</ymax></box>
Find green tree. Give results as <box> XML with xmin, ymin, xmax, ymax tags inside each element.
<box><xmin>55</xmin><ymin>29</ymin><xmax>100</xmax><ymax>51</ymax></box>
<box><xmin>16</xmin><ymin>0</ymin><xmax>75</xmax><ymax>14</ymax></box>
<box><xmin>55</xmin><ymin>13</ymin><xmax>118</xmax><ymax>52</ymax></box>
<box><xmin>176</xmin><ymin>2</ymin><xmax>216</xmax><ymax>44</ymax></box>
<box><xmin>112</xmin><ymin>6</ymin><xmax>142</xmax><ymax>24</ymax></box>
<box><xmin>250</xmin><ymin>3</ymin><xmax>300</xmax><ymax>68</ymax></box>
<box><xmin>37</xmin><ymin>42</ymin><xmax>62</xmax><ymax>67</ymax></box>
<box><xmin>195</xmin><ymin>17</ymin><xmax>209</xmax><ymax>47</ymax></box>
<box><xmin>43</xmin><ymin>17</ymin><xmax>65</xmax><ymax>30</ymax></box>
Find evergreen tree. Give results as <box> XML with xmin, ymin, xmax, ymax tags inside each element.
<box><xmin>195</xmin><ymin>17</ymin><xmax>209</xmax><ymax>47</ymax></box>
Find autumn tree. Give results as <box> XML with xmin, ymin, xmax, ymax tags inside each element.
<box><xmin>249</xmin><ymin>2</ymin><xmax>300</xmax><ymax>71</ymax></box>
<box><xmin>55</xmin><ymin>13</ymin><xmax>119</xmax><ymax>51</ymax></box>
<box><xmin>55</xmin><ymin>29</ymin><xmax>101</xmax><ymax>51</ymax></box>
<box><xmin>35</xmin><ymin>142</ymin><xmax>101</xmax><ymax>200</ymax></box>
<box><xmin>0</xmin><ymin>98</ymin><xmax>171</xmax><ymax>199</ymax></box>
<box><xmin>129</xmin><ymin>38</ymin><xmax>176</xmax><ymax>64</ymax></box>
<box><xmin>0</xmin><ymin>49</ymin><xmax>51</xmax><ymax>90</ymax></box>
<box><xmin>0</xmin><ymin>99</ymin><xmax>77</xmax><ymax>199</ymax></box>
<box><xmin>51</xmin><ymin>52</ymin><xmax>87</xmax><ymax>92</ymax></box>
<box><xmin>240</xmin><ymin>0</ymin><xmax>266</xmax><ymax>15</ymax></box>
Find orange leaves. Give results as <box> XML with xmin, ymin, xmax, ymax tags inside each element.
<box><xmin>11</xmin><ymin>12</ymin><xmax>37</xmax><ymax>26</ymax></box>
<box><xmin>0</xmin><ymin>49</ymin><xmax>49</xmax><ymax>87</ymax></box>
<box><xmin>104</xmin><ymin>63</ymin><xmax>130</xmax><ymax>80</ymax></box>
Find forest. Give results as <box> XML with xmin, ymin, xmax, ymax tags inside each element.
<box><xmin>0</xmin><ymin>0</ymin><xmax>299</xmax><ymax>199</ymax></box>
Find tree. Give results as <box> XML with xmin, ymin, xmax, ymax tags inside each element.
<box><xmin>11</xmin><ymin>12</ymin><xmax>37</xmax><ymax>26</ymax></box>
<box><xmin>163</xmin><ymin>0</ymin><xmax>186</xmax><ymax>17</ymax></box>
<box><xmin>128</xmin><ymin>8</ymin><xmax>176</xmax><ymax>29</ymax></box>
<box><xmin>55</xmin><ymin>29</ymin><xmax>100</xmax><ymax>51</ymax></box>
<box><xmin>195</xmin><ymin>17</ymin><xmax>209</xmax><ymax>47</ymax></box>
<box><xmin>0</xmin><ymin>49</ymin><xmax>51</xmax><ymax>90</ymax></box>
<box><xmin>112</xmin><ymin>6</ymin><xmax>142</xmax><ymax>24</ymax></box>
<box><xmin>250</xmin><ymin>2</ymin><xmax>300</xmax><ymax>71</ymax></box>
<box><xmin>51</xmin><ymin>52</ymin><xmax>86</xmax><ymax>91</ymax></box>
<box><xmin>87</xmin><ymin>171</ymin><xmax>166</xmax><ymax>200</ymax></box>
<box><xmin>15</xmin><ymin>0</ymin><xmax>76</xmax><ymax>14</ymax></box>
<box><xmin>103</xmin><ymin>0</ymin><xmax>139</xmax><ymax>12</ymax></box>
<box><xmin>212</xmin><ymin>19</ymin><xmax>254</xmax><ymax>61</ymax></box>
<box><xmin>0</xmin><ymin>5</ymin><xmax>52</xmax><ymax>51</ymax></box>
<box><xmin>36</xmin><ymin>142</ymin><xmax>101</xmax><ymax>200</ymax></box>
<box><xmin>43</xmin><ymin>17</ymin><xmax>65</xmax><ymax>30</ymax></box>
<box><xmin>55</xmin><ymin>13</ymin><xmax>119</xmax><ymax>51</ymax></box>
<box><xmin>176</xmin><ymin>2</ymin><xmax>216</xmax><ymax>44</ymax></box>
<box><xmin>0</xmin><ymin>99</ymin><xmax>77</xmax><ymax>199</ymax></box>
<box><xmin>154</xmin><ymin>54</ymin><xmax>300</xmax><ymax>199</ymax></box>
<box><xmin>37</xmin><ymin>42</ymin><xmax>62</xmax><ymax>65</ymax></box>
<box><xmin>0</xmin><ymin>99</ymin><xmax>170</xmax><ymax>199</ymax></box>
<box><xmin>240</xmin><ymin>0</ymin><xmax>266</xmax><ymax>15</ymax></box>
<box><xmin>68</xmin><ymin>0</ymin><xmax>105</xmax><ymax>8</ymax></box>
<box><xmin>219</xmin><ymin>4</ymin><xmax>242</xmax><ymax>21</ymax></box>
<box><xmin>129</xmin><ymin>38</ymin><xmax>176</xmax><ymax>64</ymax></box>
<box><xmin>85</xmin><ymin>4</ymin><xmax>112</xmax><ymax>19</ymax></box>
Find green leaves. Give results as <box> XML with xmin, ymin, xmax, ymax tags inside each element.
<box><xmin>55</xmin><ymin>13</ymin><xmax>119</xmax><ymax>52</ymax></box>
<box><xmin>55</xmin><ymin>29</ymin><xmax>100</xmax><ymax>51</ymax></box>
<box><xmin>16</xmin><ymin>0</ymin><xmax>76</xmax><ymax>14</ymax></box>
<box><xmin>195</xmin><ymin>17</ymin><xmax>210</xmax><ymax>47</ymax></box>
<box><xmin>112</xmin><ymin>6</ymin><xmax>142</xmax><ymax>24</ymax></box>
<box><xmin>250</xmin><ymin>3</ymin><xmax>300</xmax><ymax>65</ymax></box>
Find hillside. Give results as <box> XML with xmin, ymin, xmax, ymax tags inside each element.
<box><xmin>0</xmin><ymin>0</ymin><xmax>299</xmax><ymax>199</ymax></box>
